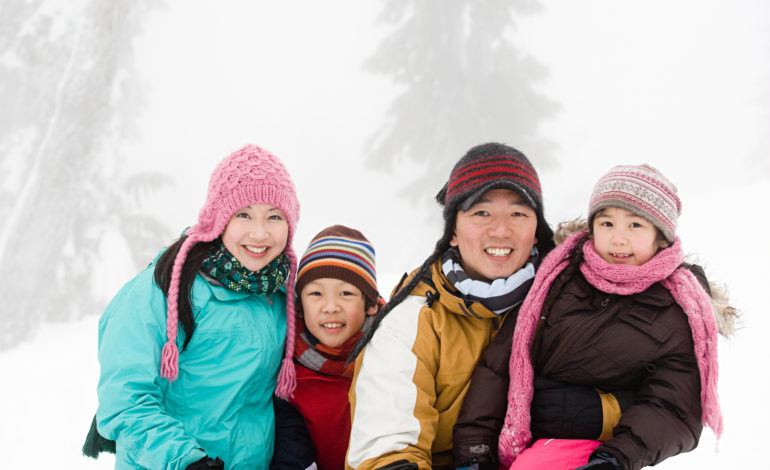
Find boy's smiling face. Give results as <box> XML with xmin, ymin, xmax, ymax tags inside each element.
<box><xmin>300</xmin><ymin>278</ymin><xmax>377</xmax><ymax>348</ymax></box>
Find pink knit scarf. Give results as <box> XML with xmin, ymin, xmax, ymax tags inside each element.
<box><xmin>498</xmin><ymin>231</ymin><xmax>723</xmax><ymax>467</ymax></box>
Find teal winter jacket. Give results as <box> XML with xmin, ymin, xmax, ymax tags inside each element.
<box><xmin>96</xmin><ymin>260</ymin><xmax>287</xmax><ymax>469</ymax></box>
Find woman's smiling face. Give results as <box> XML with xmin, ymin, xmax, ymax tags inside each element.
<box><xmin>221</xmin><ymin>204</ymin><xmax>289</xmax><ymax>271</ymax></box>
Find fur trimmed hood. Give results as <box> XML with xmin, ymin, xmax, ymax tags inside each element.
<box><xmin>554</xmin><ymin>219</ymin><xmax>738</xmax><ymax>338</ymax></box>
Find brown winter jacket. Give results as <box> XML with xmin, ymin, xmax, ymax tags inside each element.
<box><xmin>454</xmin><ymin>265</ymin><xmax>710</xmax><ymax>470</ymax></box>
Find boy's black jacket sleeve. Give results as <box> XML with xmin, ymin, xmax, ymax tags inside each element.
<box><xmin>271</xmin><ymin>397</ymin><xmax>316</xmax><ymax>470</ymax></box>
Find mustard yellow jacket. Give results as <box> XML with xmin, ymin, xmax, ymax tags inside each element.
<box><xmin>346</xmin><ymin>259</ymin><xmax>510</xmax><ymax>470</ymax></box>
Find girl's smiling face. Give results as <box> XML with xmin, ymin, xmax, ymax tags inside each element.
<box><xmin>222</xmin><ymin>204</ymin><xmax>289</xmax><ymax>272</ymax></box>
<box><xmin>592</xmin><ymin>207</ymin><xmax>667</xmax><ymax>266</ymax></box>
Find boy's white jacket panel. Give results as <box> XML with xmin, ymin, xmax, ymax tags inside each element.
<box><xmin>347</xmin><ymin>295</ymin><xmax>424</xmax><ymax>468</ymax></box>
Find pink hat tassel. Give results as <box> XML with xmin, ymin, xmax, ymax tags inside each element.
<box><xmin>274</xmin><ymin>248</ymin><xmax>298</xmax><ymax>399</ymax></box>
<box><xmin>160</xmin><ymin>235</ymin><xmax>197</xmax><ymax>381</ymax></box>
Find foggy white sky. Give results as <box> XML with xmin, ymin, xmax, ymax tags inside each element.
<box><xmin>3</xmin><ymin>1</ymin><xmax>769</xmax><ymax>468</ymax></box>
<box><xmin>112</xmin><ymin>0</ymin><xmax>770</xmax><ymax>293</ymax></box>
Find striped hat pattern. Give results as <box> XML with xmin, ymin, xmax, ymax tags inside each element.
<box><xmin>296</xmin><ymin>225</ymin><xmax>379</xmax><ymax>306</ymax></box>
<box><xmin>436</xmin><ymin>142</ymin><xmax>543</xmax><ymax>217</ymax></box>
<box><xmin>440</xmin><ymin>145</ymin><xmax>543</xmax><ymax>214</ymax></box>
<box><xmin>435</xmin><ymin>142</ymin><xmax>554</xmax><ymax>258</ymax></box>
<box><xmin>589</xmin><ymin>164</ymin><xmax>682</xmax><ymax>242</ymax></box>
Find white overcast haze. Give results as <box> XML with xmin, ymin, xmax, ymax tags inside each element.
<box><xmin>1</xmin><ymin>1</ymin><xmax>769</xmax><ymax>468</ymax></box>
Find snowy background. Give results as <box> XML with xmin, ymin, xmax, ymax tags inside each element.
<box><xmin>1</xmin><ymin>1</ymin><xmax>769</xmax><ymax>468</ymax></box>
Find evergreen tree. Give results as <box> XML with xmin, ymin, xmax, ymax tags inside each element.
<box><xmin>365</xmin><ymin>0</ymin><xmax>559</xmax><ymax>197</ymax></box>
<box><xmin>0</xmin><ymin>0</ymin><xmax>168</xmax><ymax>349</ymax></box>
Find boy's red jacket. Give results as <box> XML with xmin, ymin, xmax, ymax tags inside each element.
<box><xmin>290</xmin><ymin>363</ymin><xmax>352</xmax><ymax>470</ymax></box>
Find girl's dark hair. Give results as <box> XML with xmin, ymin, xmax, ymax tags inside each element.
<box><xmin>153</xmin><ymin>236</ymin><xmax>219</xmax><ymax>350</ymax></box>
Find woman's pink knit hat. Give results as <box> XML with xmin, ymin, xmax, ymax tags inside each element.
<box><xmin>160</xmin><ymin>144</ymin><xmax>301</xmax><ymax>399</ymax></box>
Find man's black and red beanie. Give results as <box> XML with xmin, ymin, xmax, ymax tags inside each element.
<box><xmin>435</xmin><ymin>142</ymin><xmax>554</xmax><ymax>256</ymax></box>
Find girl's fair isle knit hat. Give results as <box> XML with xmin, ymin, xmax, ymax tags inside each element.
<box><xmin>296</xmin><ymin>225</ymin><xmax>379</xmax><ymax>307</ymax></box>
<box><xmin>160</xmin><ymin>144</ymin><xmax>301</xmax><ymax>399</ymax></box>
<box><xmin>588</xmin><ymin>164</ymin><xmax>681</xmax><ymax>242</ymax></box>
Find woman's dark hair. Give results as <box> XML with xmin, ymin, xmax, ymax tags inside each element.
<box><xmin>153</xmin><ymin>236</ymin><xmax>219</xmax><ymax>350</ymax></box>
<box><xmin>348</xmin><ymin>215</ymin><xmax>459</xmax><ymax>362</ymax></box>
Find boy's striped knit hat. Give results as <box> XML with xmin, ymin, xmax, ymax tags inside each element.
<box><xmin>435</xmin><ymin>142</ymin><xmax>554</xmax><ymax>256</ymax></box>
<box><xmin>589</xmin><ymin>164</ymin><xmax>681</xmax><ymax>242</ymax></box>
<box><xmin>296</xmin><ymin>225</ymin><xmax>379</xmax><ymax>306</ymax></box>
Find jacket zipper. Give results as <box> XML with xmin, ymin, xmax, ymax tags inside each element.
<box><xmin>540</xmin><ymin>294</ymin><xmax>614</xmax><ymax>376</ymax></box>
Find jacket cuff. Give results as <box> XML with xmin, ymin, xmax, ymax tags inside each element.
<box><xmin>452</xmin><ymin>438</ymin><xmax>497</xmax><ymax>468</ymax></box>
<box><xmin>597</xmin><ymin>391</ymin><xmax>622</xmax><ymax>441</ymax></box>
